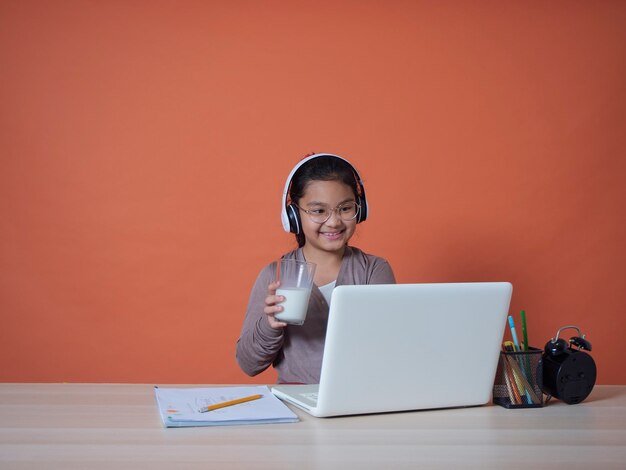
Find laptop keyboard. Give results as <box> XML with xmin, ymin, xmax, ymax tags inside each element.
<box><xmin>300</xmin><ymin>392</ymin><xmax>318</xmax><ymax>404</ymax></box>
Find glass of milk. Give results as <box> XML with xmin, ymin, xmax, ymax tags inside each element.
<box><xmin>274</xmin><ymin>258</ymin><xmax>316</xmax><ymax>325</ymax></box>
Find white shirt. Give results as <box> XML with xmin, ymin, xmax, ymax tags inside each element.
<box><xmin>318</xmin><ymin>280</ymin><xmax>336</xmax><ymax>306</ymax></box>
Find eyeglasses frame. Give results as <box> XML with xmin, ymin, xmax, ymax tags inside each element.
<box><xmin>294</xmin><ymin>201</ymin><xmax>361</xmax><ymax>225</ymax></box>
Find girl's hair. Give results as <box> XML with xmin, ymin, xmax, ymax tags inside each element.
<box><xmin>289</xmin><ymin>155</ymin><xmax>362</xmax><ymax>247</ymax></box>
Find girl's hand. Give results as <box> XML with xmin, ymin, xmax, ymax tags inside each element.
<box><xmin>264</xmin><ymin>280</ymin><xmax>287</xmax><ymax>329</ymax></box>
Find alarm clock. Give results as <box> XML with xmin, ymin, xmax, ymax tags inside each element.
<box><xmin>542</xmin><ymin>325</ymin><xmax>596</xmax><ymax>404</ymax></box>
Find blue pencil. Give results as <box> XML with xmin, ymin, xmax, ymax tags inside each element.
<box><xmin>508</xmin><ymin>315</ymin><xmax>520</xmax><ymax>351</ymax></box>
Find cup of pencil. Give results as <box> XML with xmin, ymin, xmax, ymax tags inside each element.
<box><xmin>493</xmin><ymin>342</ymin><xmax>544</xmax><ymax>409</ymax></box>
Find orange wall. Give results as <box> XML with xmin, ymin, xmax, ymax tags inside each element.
<box><xmin>1</xmin><ymin>0</ymin><xmax>624</xmax><ymax>385</ymax></box>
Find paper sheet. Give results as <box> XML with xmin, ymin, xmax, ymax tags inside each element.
<box><xmin>154</xmin><ymin>385</ymin><xmax>299</xmax><ymax>427</ymax></box>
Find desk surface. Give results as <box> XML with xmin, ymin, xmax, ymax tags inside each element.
<box><xmin>1</xmin><ymin>384</ymin><xmax>625</xmax><ymax>469</ymax></box>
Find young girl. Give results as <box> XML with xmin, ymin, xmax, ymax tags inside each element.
<box><xmin>236</xmin><ymin>153</ymin><xmax>396</xmax><ymax>384</ymax></box>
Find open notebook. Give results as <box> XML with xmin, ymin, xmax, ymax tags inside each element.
<box><xmin>154</xmin><ymin>385</ymin><xmax>298</xmax><ymax>427</ymax></box>
<box><xmin>272</xmin><ymin>282</ymin><xmax>512</xmax><ymax>417</ymax></box>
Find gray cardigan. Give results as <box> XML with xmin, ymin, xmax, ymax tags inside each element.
<box><xmin>236</xmin><ymin>246</ymin><xmax>396</xmax><ymax>384</ymax></box>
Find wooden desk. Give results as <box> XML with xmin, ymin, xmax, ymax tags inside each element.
<box><xmin>1</xmin><ymin>384</ymin><xmax>625</xmax><ymax>469</ymax></box>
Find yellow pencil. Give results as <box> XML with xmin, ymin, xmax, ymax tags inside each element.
<box><xmin>198</xmin><ymin>394</ymin><xmax>263</xmax><ymax>413</ymax></box>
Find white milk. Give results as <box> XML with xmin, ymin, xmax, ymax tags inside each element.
<box><xmin>275</xmin><ymin>287</ymin><xmax>312</xmax><ymax>325</ymax></box>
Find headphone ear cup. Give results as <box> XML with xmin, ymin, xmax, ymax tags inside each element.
<box><xmin>357</xmin><ymin>196</ymin><xmax>367</xmax><ymax>223</ymax></box>
<box><xmin>287</xmin><ymin>204</ymin><xmax>301</xmax><ymax>234</ymax></box>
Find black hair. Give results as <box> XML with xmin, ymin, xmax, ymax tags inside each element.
<box><xmin>288</xmin><ymin>155</ymin><xmax>362</xmax><ymax>247</ymax></box>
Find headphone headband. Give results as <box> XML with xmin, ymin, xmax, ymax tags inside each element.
<box><xmin>280</xmin><ymin>153</ymin><xmax>368</xmax><ymax>233</ymax></box>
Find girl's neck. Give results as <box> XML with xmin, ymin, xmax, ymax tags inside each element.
<box><xmin>301</xmin><ymin>245</ymin><xmax>346</xmax><ymax>286</ymax></box>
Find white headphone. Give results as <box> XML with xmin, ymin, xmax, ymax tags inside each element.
<box><xmin>280</xmin><ymin>153</ymin><xmax>368</xmax><ymax>233</ymax></box>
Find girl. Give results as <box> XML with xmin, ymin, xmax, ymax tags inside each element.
<box><xmin>236</xmin><ymin>154</ymin><xmax>395</xmax><ymax>384</ymax></box>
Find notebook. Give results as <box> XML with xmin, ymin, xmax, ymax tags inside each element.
<box><xmin>154</xmin><ymin>385</ymin><xmax>298</xmax><ymax>427</ymax></box>
<box><xmin>271</xmin><ymin>282</ymin><xmax>512</xmax><ymax>417</ymax></box>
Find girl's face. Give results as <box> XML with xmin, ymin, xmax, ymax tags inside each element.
<box><xmin>297</xmin><ymin>179</ymin><xmax>358</xmax><ymax>255</ymax></box>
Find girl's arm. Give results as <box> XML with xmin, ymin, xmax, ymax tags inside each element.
<box><xmin>235</xmin><ymin>267</ymin><xmax>285</xmax><ymax>376</ymax></box>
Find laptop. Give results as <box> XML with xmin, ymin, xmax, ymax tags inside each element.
<box><xmin>271</xmin><ymin>282</ymin><xmax>512</xmax><ymax>417</ymax></box>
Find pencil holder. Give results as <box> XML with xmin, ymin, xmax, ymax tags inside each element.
<box><xmin>493</xmin><ymin>347</ymin><xmax>543</xmax><ymax>409</ymax></box>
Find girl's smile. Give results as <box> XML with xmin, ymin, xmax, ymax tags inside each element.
<box><xmin>320</xmin><ymin>230</ymin><xmax>344</xmax><ymax>241</ymax></box>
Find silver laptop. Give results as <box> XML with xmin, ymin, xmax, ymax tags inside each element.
<box><xmin>271</xmin><ymin>282</ymin><xmax>512</xmax><ymax>417</ymax></box>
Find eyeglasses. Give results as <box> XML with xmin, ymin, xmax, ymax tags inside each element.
<box><xmin>295</xmin><ymin>201</ymin><xmax>361</xmax><ymax>224</ymax></box>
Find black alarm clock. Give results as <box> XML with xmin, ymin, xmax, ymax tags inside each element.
<box><xmin>542</xmin><ymin>325</ymin><xmax>596</xmax><ymax>404</ymax></box>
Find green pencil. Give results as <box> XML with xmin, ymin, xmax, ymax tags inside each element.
<box><xmin>521</xmin><ymin>310</ymin><xmax>529</xmax><ymax>351</ymax></box>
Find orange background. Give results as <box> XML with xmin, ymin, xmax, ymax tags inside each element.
<box><xmin>1</xmin><ymin>1</ymin><xmax>624</xmax><ymax>385</ymax></box>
